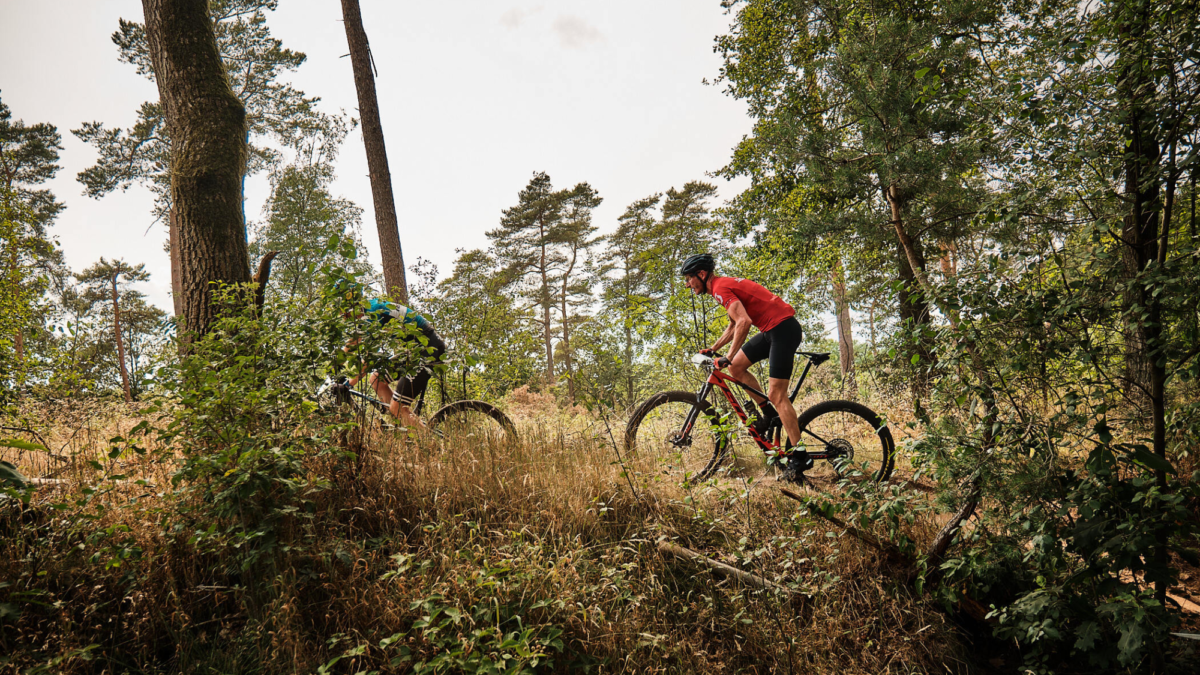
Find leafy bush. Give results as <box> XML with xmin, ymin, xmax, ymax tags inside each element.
<box><xmin>157</xmin><ymin>284</ymin><xmax>353</xmax><ymax>572</ymax></box>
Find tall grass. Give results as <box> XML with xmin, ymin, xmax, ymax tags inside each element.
<box><xmin>2</xmin><ymin>396</ymin><xmax>968</xmax><ymax>674</ymax></box>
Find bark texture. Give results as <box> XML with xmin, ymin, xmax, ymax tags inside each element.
<box><xmin>538</xmin><ymin>215</ymin><xmax>554</xmax><ymax>384</ymax></box>
<box><xmin>168</xmin><ymin>207</ymin><xmax>182</xmax><ymax>319</ymax></box>
<box><xmin>143</xmin><ymin>0</ymin><xmax>250</xmax><ymax>338</ymax></box>
<box><xmin>109</xmin><ymin>276</ymin><xmax>133</xmax><ymax>403</ymax></box>
<box><xmin>830</xmin><ymin>257</ymin><xmax>855</xmax><ymax>387</ymax></box>
<box><xmin>1118</xmin><ymin>6</ymin><xmax>1168</xmax><ymax>603</ymax></box>
<box><xmin>893</xmin><ymin>208</ymin><xmax>934</xmax><ymax>397</ymax></box>
<box><xmin>1119</xmin><ymin>44</ymin><xmax>1161</xmax><ymax>407</ymax></box>
<box><xmin>341</xmin><ymin>0</ymin><xmax>408</xmax><ymax>303</ymax></box>
<box><xmin>559</xmin><ymin>248</ymin><xmax>577</xmax><ymax>403</ymax></box>
<box><xmin>253</xmin><ymin>250</ymin><xmax>278</xmax><ymax>316</ymax></box>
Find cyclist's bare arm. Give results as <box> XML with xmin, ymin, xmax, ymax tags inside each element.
<box><xmin>709</xmin><ymin>300</ymin><xmax>753</xmax><ymax>359</ymax></box>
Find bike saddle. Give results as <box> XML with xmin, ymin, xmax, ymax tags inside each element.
<box><xmin>798</xmin><ymin>351</ymin><xmax>831</xmax><ymax>366</ymax></box>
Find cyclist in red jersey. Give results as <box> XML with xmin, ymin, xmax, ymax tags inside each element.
<box><xmin>681</xmin><ymin>253</ymin><xmax>809</xmax><ymax>479</ymax></box>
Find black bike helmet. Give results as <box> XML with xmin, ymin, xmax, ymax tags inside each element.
<box><xmin>680</xmin><ymin>253</ymin><xmax>716</xmax><ymax>276</ymax></box>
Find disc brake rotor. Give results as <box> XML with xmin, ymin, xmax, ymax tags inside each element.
<box><xmin>827</xmin><ymin>438</ymin><xmax>855</xmax><ymax>472</ymax></box>
<box><xmin>667</xmin><ymin>432</ymin><xmax>692</xmax><ymax>449</ymax></box>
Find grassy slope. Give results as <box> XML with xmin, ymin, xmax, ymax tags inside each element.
<box><xmin>1</xmin><ymin>397</ymin><xmax>971</xmax><ymax>674</ymax></box>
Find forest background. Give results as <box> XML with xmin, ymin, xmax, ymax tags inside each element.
<box><xmin>3</xmin><ymin>0</ymin><xmax>1200</xmax><ymax>673</ymax></box>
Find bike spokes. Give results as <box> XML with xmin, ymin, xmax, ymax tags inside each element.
<box><xmin>626</xmin><ymin>391</ymin><xmax>729</xmax><ymax>481</ymax></box>
<box><xmin>795</xmin><ymin>401</ymin><xmax>895</xmax><ymax>484</ymax></box>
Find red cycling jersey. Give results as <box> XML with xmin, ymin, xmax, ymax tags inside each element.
<box><xmin>709</xmin><ymin>276</ymin><xmax>795</xmax><ymax>332</ymax></box>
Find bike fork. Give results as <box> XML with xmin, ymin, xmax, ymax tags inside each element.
<box><xmin>677</xmin><ymin>383</ymin><xmax>713</xmax><ymax>441</ymax></box>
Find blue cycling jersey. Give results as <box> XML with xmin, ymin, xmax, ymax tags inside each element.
<box><xmin>366</xmin><ymin>298</ymin><xmax>430</xmax><ymax>330</ymax></box>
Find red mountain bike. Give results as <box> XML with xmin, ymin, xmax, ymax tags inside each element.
<box><xmin>625</xmin><ymin>351</ymin><xmax>896</xmax><ymax>483</ymax></box>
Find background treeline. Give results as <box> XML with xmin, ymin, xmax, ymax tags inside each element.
<box><xmin>3</xmin><ymin>0</ymin><xmax>1200</xmax><ymax>671</ymax></box>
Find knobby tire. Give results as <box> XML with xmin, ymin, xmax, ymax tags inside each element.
<box><xmin>429</xmin><ymin>400</ymin><xmax>519</xmax><ymax>443</ymax></box>
<box><xmin>625</xmin><ymin>390</ymin><xmax>730</xmax><ymax>482</ymax></box>
<box><xmin>793</xmin><ymin>399</ymin><xmax>896</xmax><ymax>483</ymax></box>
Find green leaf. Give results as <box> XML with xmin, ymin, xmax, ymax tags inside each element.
<box><xmin>915</xmin><ymin>67</ymin><xmax>931</xmax><ymax>79</ymax></box>
<box><xmin>1074</xmin><ymin>621</ymin><xmax>1101</xmax><ymax>651</ymax></box>
<box><xmin>0</xmin><ymin>461</ymin><xmax>28</xmax><ymax>489</ymax></box>
<box><xmin>0</xmin><ymin>438</ymin><xmax>46</xmax><ymax>452</ymax></box>
<box><xmin>1129</xmin><ymin>447</ymin><xmax>1176</xmax><ymax>475</ymax></box>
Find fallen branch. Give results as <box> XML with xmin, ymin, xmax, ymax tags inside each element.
<box><xmin>922</xmin><ymin>475</ymin><xmax>982</xmax><ymax>590</ymax></box>
<box><xmin>28</xmin><ymin>477</ymin><xmax>155</xmax><ymax>488</ymax></box>
<box><xmin>0</xmin><ymin>426</ymin><xmax>68</xmax><ymax>464</ymax></box>
<box><xmin>779</xmin><ymin>487</ymin><xmax>992</xmax><ymax>623</ymax></box>
<box><xmin>779</xmin><ymin>487</ymin><xmax>908</xmax><ymax>562</ymax></box>
<box><xmin>657</xmin><ymin>541</ymin><xmax>796</xmax><ymax>596</ymax></box>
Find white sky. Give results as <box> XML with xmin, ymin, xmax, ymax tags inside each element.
<box><xmin>0</xmin><ymin>0</ymin><xmax>752</xmax><ymax>312</ymax></box>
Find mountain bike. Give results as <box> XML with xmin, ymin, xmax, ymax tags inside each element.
<box><xmin>625</xmin><ymin>351</ymin><xmax>895</xmax><ymax>483</ymax></box>
<box><xmin>314</xmin><ymin>376</ymin><xmax>518</xmax><ymax>443</ymax></box>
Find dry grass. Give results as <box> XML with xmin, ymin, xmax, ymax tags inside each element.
<box><xmin>1</xmin><ymin>397</ymin><xmax>974</xmax><ymax>674</ymax></box>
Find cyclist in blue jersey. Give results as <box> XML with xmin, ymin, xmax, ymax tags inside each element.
<box><xmin>334</xmin><ymin>281</ymin><xmax>446</xmax><ymax>430</ymax></box>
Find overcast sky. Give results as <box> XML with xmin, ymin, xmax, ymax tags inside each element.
<box><xmin>0</xmin><ymin>1</ymin><xmax>751</xmax><ymax>311</ymax></box>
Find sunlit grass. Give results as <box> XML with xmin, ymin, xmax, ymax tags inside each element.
<box><xmin>1</xmin><ymin>396</ymin><xmax>968</xmax><ymax>673</ymax></box>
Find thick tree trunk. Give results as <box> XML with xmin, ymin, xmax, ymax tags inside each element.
<box><xmin>831</xmin><ymin>258</ymin><xmax>855</xmax><ymax>388</ymax></box>
<box><xmin>1118</xmin><ymin>6</ymin><xmax>1167</xmax><ymax>603</ymax></box>
<box><xmin>143</xmin><ymin>0</ymin><xmax>250</xmax><ymax>338</ymax></box>
<box><xmin>110</xmin><ymin>277</ymin><xmax>133</xmax><ymax>403</ymax></box>
<box><xmin>340</xmin><ymin>0</ymin><xmax>408</xmax><ymax>303</ymax></box>
<box><xmin>1120</xmin><ymin>124</ymin><xmax>1160</xmax><ymax>406</ymax></box>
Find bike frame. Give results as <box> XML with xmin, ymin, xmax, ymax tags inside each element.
<box><xmin>342</xmin><ymin>382</ymin><xmax>427</xmax><ymax>417</ymax></box>
<box><xmin>678</xmin><ymin>354</ymin><xmax>839</xmax><ymax>457</ymax></box>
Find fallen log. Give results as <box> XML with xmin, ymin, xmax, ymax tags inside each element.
<box><xmin>28</xmin><ymin>477</ymin><xmax>155</xmax><ymax>488</ymax></box>
<box><xmin>926</xmin><ymin>474</ymin><xmax>981</xmax><ymax>565</ymax></box>
<box><xmin>657</xmin><ymin>541</ymin><xmax>797</xmax><ymax>597</ymax></box>
<box><xmin>779</xmin><ymin>487</ymin><xmax>909</xmax><ymax>562</ymax></box>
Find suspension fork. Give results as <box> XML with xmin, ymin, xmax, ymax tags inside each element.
<box><xmin>677</xmin><ymin>382</ymin><xmax>713</xmax><ymax>441</ymax></box>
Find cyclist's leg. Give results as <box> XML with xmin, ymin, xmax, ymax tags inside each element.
<box><xmin>367</xmin><ymin>370</ymin><xmax>400</xmax><ymax>416</ymax></box>
<box><xmin>728</xmin><ymin>332</ymin><xmax>771</xmax><ymax>405</ymax></box>
<box><xmin>391</xmin><ymin>376</ymin><xmax>427</xmax><ymax>430</ymax></box>
<box><xmin>764</xmin><ymin>318</ymin><xmax>804</xmax><ymax>446</ymax></box>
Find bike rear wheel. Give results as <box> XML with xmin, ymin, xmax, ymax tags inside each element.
<box><xmin>625</xmin><ymin>391</ymin><xmax>730</xmax><ymax>482</ymax></box>
<box><xmin>429</xmin><ymin>400</ymin><xmax>518</xmax><ymax>444</ymax></box>
<box><xmin>792</xmin><ymin>400</ymin><xmax>895</xmax><ymax>484</ymax></box>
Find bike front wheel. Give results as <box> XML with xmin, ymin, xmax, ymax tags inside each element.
<box><xmin>794</xmin><ymin>400</ymin><xmax>896</xmax><ymax>484</ymax></box>
<box><xmin>625</xmin><ymin>391</ymin><xmax>731</xmax><ymax>482</ymax></box>
<box><xmin>429</xmin><ymin>400</ymin><xmax>518</xmax><ymax>444</ymax></box>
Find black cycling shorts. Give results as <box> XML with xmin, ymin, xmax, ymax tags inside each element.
<box><xmin>380</xmin><ymin>325</ymin><xmax>446</xmax><ymax>404</ymax></box>
<box><xmin>739</xmin><ymin>316</ymin><xmax>803</xmax><ymax>380</ymax></box>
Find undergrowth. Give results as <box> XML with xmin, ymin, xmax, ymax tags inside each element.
<box><xmin>8</xmin><ymin>282</ymin><xmax>1194</xmax><ymax>673</ymax></box>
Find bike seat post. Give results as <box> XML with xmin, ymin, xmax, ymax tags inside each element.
<box><xmin>789</xmin><ymin>356</ymin><xmax>814</xmax><ymax>403</ymax></box>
